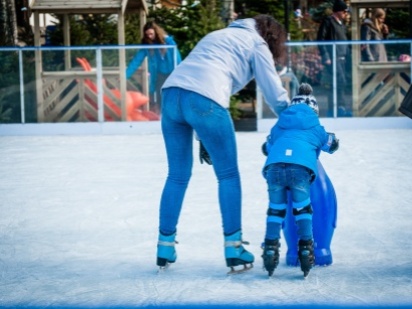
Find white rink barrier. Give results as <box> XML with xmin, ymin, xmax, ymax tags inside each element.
<box><xmin>0</xmin><ymin>117</ymin><xmax>411</xmax><ymax>136</ymax></box>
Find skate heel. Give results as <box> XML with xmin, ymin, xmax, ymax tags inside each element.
<box><xmin>226</xmin><ymin>258</ymin><xmax>250</xmax><ymax>267</ymax></box>
<box><xmin>224</xmin><ymin>230</ymin><xmax>254</xmax><ymax>274</ymax></box>
<box><xmin>157</xmin><ymin>257</ymin><xmax>170</xmax><ymax>267</ymax></box>
<box><xmin>157</xmin><ymin>232</ymin><xmax>177</xmax><ymax>268</ymax></box>
<box><xmin>261</xmin><ymin>239</ymin><xmax>280</xmax><ymax>277</ymax></box>
<box><xmin>298</xmin><ymin>239</ymin><xmax>314</xmax><ymax>277</ymax></box>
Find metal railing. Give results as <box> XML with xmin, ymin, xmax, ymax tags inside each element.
<box><xmin>0</xmin><ymin>40</ymin><xmax>411</xmax><ymax>124</ymax></box>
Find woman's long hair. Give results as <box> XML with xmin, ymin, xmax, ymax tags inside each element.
<box><xmin>141</xmin><ymin>21</ymin><xmax>167</xmax><ymax>45</ymax></box>
<box><xmin>141</xmin><ymin>21</ymin><xmax>167</xmax><ymax>55</ymax></box>
<box><xmin>253</xmin><ymin>15</ymin><xmax>287</xmax><ymax>66</ymax></box>
<box><xmin>371</xmin><ymin>8</ymin><xmax>385</xmax><ymax>33</ymax></box>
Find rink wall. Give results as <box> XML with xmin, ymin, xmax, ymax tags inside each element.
<box><xmin>0</xmin><ymin>117</ymin><xmax>411</xmax><ymax>136</ymax></box>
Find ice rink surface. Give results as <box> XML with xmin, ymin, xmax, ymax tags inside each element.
<box><xmin>1</xmin><ymin>125</ymin><xmax>412</xmax><ymax>308</ymax></box>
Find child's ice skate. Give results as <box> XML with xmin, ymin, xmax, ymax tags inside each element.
<box><xmin>298</xmin><ymin>239</ymin><xmax>314</xmax><ymax>278</ymax></box>
<box><xmin>157</xmin><ymin>232</ymin><xmax>177</xmax><ymax>272</ymax></box>
<box><xmin>261</xmin><ymin>239</ymin><xmax>280</xmax><ymax>277</ymax></box>
<box><xmin>224</xmin><ymin>230</ymin><xmax>254</xmax><ymax>275</ymax></box>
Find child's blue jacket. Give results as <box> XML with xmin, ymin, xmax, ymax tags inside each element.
<box><xmin>264</xmin><ymin>104</ymin><xmax>335</xmax><ymax>179</ymax></box>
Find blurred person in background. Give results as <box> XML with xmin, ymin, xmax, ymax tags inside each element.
<box><xmin>126</xmin><ymin>21</ymin><xmax>181</xmax><ymax>114</ymax></box>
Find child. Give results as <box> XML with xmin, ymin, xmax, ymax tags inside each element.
<box><xmin>261</xmin><ymin>83</ymin><xmax>339</xmax><ymax>277</ymax></box>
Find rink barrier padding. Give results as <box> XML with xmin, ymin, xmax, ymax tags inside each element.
<box><xmin>399</xmin><ymin>84</ymin><xmax>412</xmax><ymax>119</ymax></box>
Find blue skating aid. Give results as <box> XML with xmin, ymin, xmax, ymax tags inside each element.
<box><xmin>283</xmin><ymin>160</ymin><xmax>337</xmax><ymax>266</ymax></box>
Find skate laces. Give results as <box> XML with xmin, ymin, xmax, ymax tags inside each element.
<box><xmin>261</xmin><ymin>239</ymin><xmax>280</xmax><ymax>251</ymax></box>
<box><xmin>225</xmin><ymin>240</ymin><xmax>250</xmax><ymax>248</ymax></box>
<box><xmin>158</xmin><ymin>240</ymin><xmax>179</xmax><ymax>246</ymax></box>
<box><xmin>298</xmin><ymin>240</ymin><xmax>314</xmax><ymax>265</ymax></box>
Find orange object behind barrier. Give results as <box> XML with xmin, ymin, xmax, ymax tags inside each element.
<box><xmin>76</xmin><ymin>58</ymin><xmax>159</xmax><ymax>121</ymax></box>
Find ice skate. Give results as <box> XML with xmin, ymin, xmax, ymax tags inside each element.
<box><xmin>157</xmin><ymin>232</ymin><xmax>177</xmax><ymax>272</ymax></box>
<box><xmin>224</xmin><ymin>230</ymin><xmax>254</xmax><ymax>275</ymax></box>
<box><xmin>261</xmin><ymin>239</ymin><xmax>280</xmax><ymax>277</ymax></box>
<box><xmin>298</xmin><ymin>239</ymin><xmax>314</xmax><ymax>278</ymax></box>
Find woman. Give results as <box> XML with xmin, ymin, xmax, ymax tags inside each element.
<box><xmin>156</xmin><ymin>15</ymin><xmax>290</xmax><ymax>273</ymax></box>
<box><xmin>361</xmin><ymin>8</ymin><xmax>389</xmax><ymax>62</ymax></box>
<box><xmin>126</xmin><ymin>21</ymin><xmax>182</xmax><ymax>114</ymax></box>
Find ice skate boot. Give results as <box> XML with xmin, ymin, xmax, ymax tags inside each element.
<box><xmin>157</xmin><ymin>232</ymin><xmax>177</xmax><ymax>271</ymax></box>
<box><xmin>298</xmin><ymin>239</ymin><xmax>314</xmax><ymax>278</ymax></box>
<box><xmin>224</xmin><ymin>230</ymin><xmax>254</xmax><ymax>275</ymax></box>
<box><xmin>261</xmin><ymin>239</ymin><xmax>280</xmax><ymax>277</ymax></box>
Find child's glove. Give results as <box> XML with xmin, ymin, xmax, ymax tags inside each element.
<box><xmin>327</xmin><ymin>132</ymin><xmax>340</xmax><ymax>153</ymax></box>
<box><xmin>199</xmin><ymin>141</ymin><xmax>212</xmax><ymax>165</ymax></box>
<box><xmin>261</xmin><ymin>142</ymin><xmax>268</xmax><ymax>156</ymax></box>
<box><xmin>261</xmin><ymin>135</ymin><xmax>271</xmax><ymax>156</ymax></box>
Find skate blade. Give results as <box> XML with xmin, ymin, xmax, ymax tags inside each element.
<box><xmin>303</xmin><ymin>270</ymin><xmax>310</xmax><ymax>278</ymax></box>
<box><xmin>227</xmin><ymin>263</ymin><xmax>253</xmax><ymax>275</ymax></box>
<box><xmin>261</xmin><ymin>266</ymin><xmax>275</xmax><ymax>277</ymax></box>
<box><xmin>157</xmin><ymin>263</ymin><xmax>170</xmax><ymax>274</ymax></box>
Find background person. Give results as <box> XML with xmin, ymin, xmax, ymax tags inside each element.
<box><xmin>126</xmin><ymin>21</ymin><xmax>182</xmax><ymax>114</ymax></box>
<box><xmin>360</xmin><ymin>8</ymin><xmax>389</xmax><ymax>62</ymax></box>
<box><xmin>317</xmin><ymin>0</ymin><xmax>351</xmax><ymax>117</ymax></box>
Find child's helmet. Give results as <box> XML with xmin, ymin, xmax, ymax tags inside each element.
<box><xmin>289</xmin><ymin>83</ymin><xmax>319</xmax><ymax>115</ymax></box>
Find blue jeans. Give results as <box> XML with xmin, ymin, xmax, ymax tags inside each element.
<box><xmin>264</xmin><ymin>163</ymin><xmax>313</xmax><ymax>240</ymax></box>
<box><xmin>159</xmin><ymin>87</ymin><xmax>241</xmax><ymax>236</ymax></box>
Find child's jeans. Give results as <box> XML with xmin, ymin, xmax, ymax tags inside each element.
<box><xmin>264</xmin><ymin>163</ymin><xmax>313</xmax><ymax>241</ymax></box>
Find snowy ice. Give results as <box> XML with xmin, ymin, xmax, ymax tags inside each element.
<box><xmin>0</xmin><ymin>119</ymin><xmax>412</xmax><ymax>308</ymax></box>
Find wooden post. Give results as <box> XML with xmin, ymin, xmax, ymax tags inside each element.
<box><xmin>140</xmin><ymin>9</ymin><xmax>149</xmax><ymax>111</ymax></box>
<box><xmin>351</xmin><ymin>4</ymin><xmax>360</xmax><ymax>116</ymax></box>
<box><xmin>118</xmin><ymin>10</ymin><xmax>127</xmax><ymax>121</ymax></box>
<box><xmin>63</xmin><ymin>14</ymin><xmax>71</xmax><ymax>70</ymax></box>
<box><xmin>34</xmin><ymin>11</ymin><xmax>44</xmax><ymax>122</ymax></box>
